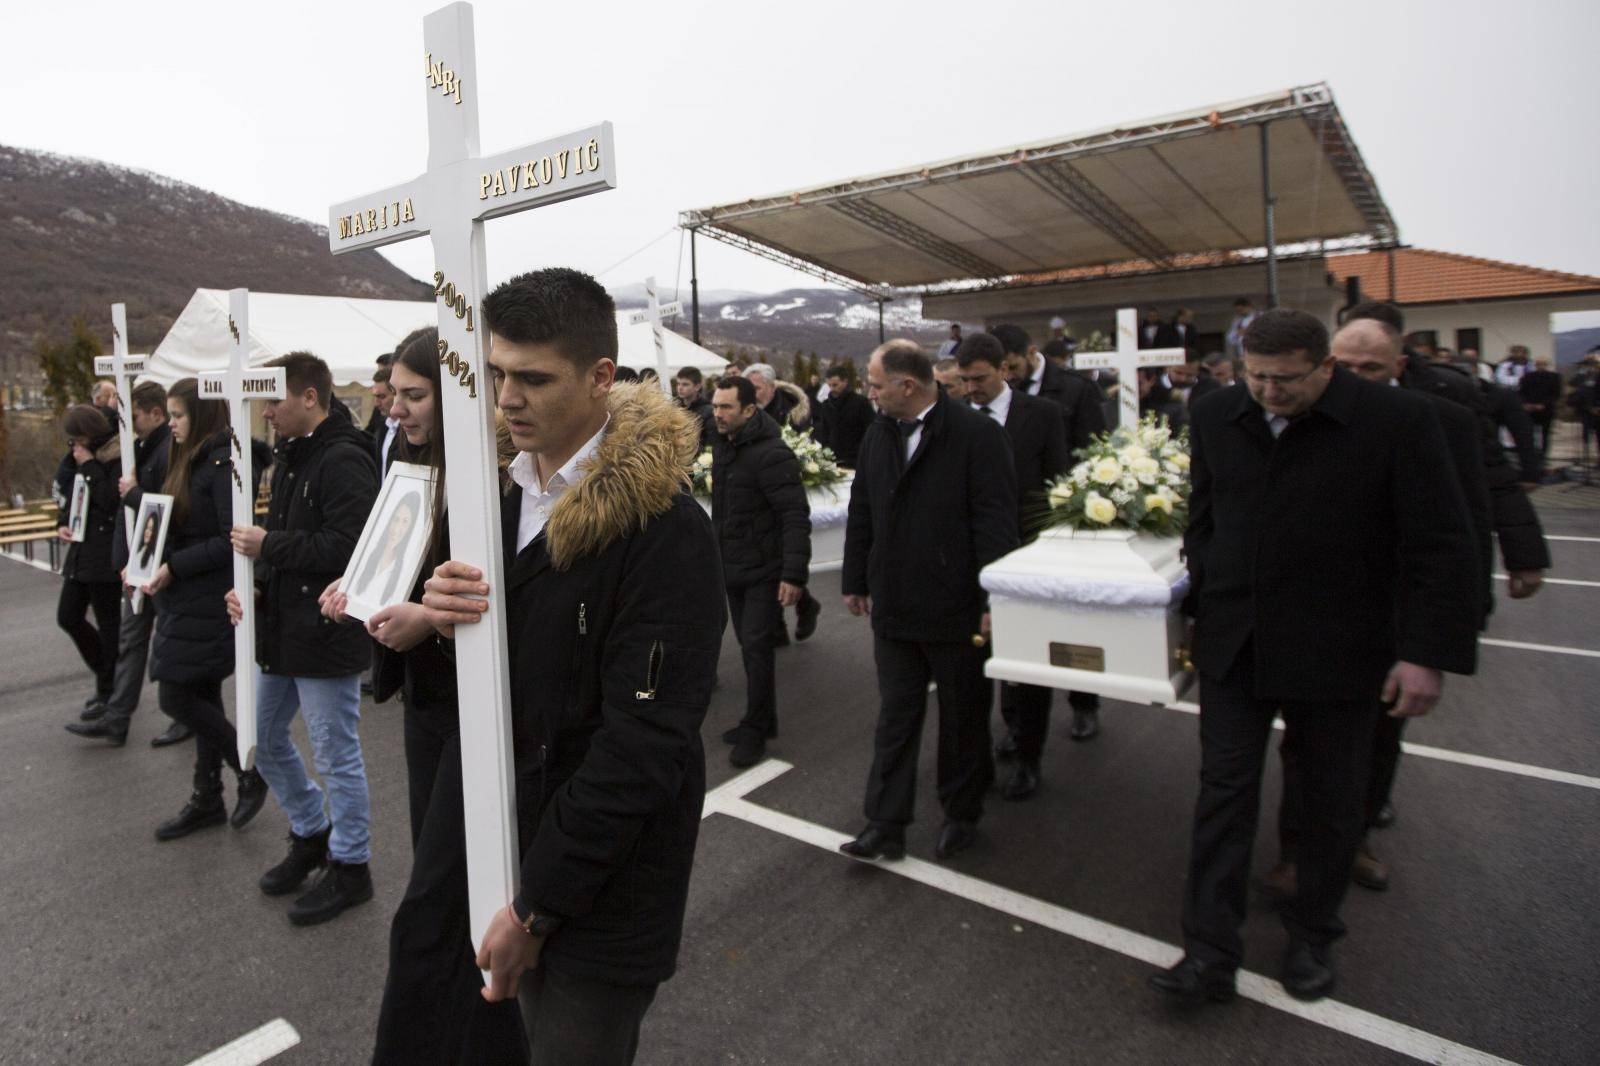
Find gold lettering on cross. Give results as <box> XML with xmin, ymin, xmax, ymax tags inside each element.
<box><xmin>424</xmin><ymin>51</ymin><xmax>463</xmax><ymax>105</ymax></box>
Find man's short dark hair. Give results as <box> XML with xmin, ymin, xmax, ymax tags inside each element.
<box><xmin>1346</xmin><ymin>300</ymin><xmax>1405</xmax><ymax>333</ymax></box>
<box><xmin>714</xmin><ymin>375</ymin><xmax>758</xmax><ymax>408</ymax></box>
<box><xmin>825</xmin><ymin>364</ymin><xmax>849</xmax><ymax>382</ymax></box>
<box><xmin>875</xmin><ymin>339</ymin><xmax>933</xmax><ymax>385</ymax></box>
<box><xmin>989</xmin><ymin>323</ymin><xmax>1030</xmax><ymax>357</ymax></box>
<box><xmin>1201</xmin><ymin>352</ymin><xmax>1230</xmax><ymax>370</ymax></box>
<box><xmin>676</xmin><ymin>366</ymin><xmax>703</xmax><ymax>385</ymax></box>
<box><xmin>481</xmin><ymin>267</ymin><xmax>619</xmax><ymax>369</ymax></box>
<box><xmin>1242</xmin><ymin>309</ymin><xmax>1329</xmax><ymax>364</ymax></box>
<box><xmin>372</xmin><ymin>366</ymin><xmax>392</xmax><ymax>385</ymax></box>
<box><xmin>376</xmin><ymin>352</ymin><xmax>395</xmax><ymax>368</ymax></box>
<box><xmin>613</xmin><ymin>365</ymin><xmax>638</xmax><ymax>382</ymax></box>
<box><xmin>954</xmin><ymin>332</ymin><xmax>1006</xmax><ymax>370</ymax></box>
<box><xmin>131</xmin><ymin>381</ymin><xmax>167</xmax><ymax>413</ymax></box>
<box><xmin>267</xmin><ymin>352</ymin><xmax>335</xmax><ymax>410</ymax></box>
<box><xmin>1233</xmin><ymin>297</ymin><xmax>1253</xmax><ymax>309</ymax></box>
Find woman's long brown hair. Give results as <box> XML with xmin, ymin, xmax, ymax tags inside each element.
<box><xmin>161</xmin><ymin>377</ymin><xmax>231</xmax><ymax>526</ymax></box>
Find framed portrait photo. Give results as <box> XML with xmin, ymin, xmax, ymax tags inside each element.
<box><xmin>67</xmin><ymin>474</ymin><xmax>89</xmax><ymax>543</ymax></box>
<box><xmin>339</xmin><ymin>462</ymin><xmax>437</xmax><ymax>623</ymax></box>
<box><xmin>126</xmin><ymin>493</ymin><xmax>174</xmax><ymax>613</ymax></box>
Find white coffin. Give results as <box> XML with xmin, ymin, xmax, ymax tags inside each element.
<box><xmin>981</xmin><ymin>527</ymin><xmax>1194</xmax><ymax>705</ymax></box>
<box><xmin>696</xmin><ymin>473</ymin><xmax>854</xmax><ymax>576</ymax></box>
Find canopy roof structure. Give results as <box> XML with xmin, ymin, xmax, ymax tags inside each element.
<box><xmin>680</xmin><ymin>83</ymin><xmax>1396</xmax><ymax>297</ymax></box>
<box><xmin>146</xmin><ymin>289</ymin><xmax>725</xmax><ymax>386</ymax></box>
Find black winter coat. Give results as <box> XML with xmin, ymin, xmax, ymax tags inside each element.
<box><xmin>256</xmin><ymin>410</ymin><xmax>379</xmax><ymax>677</ymax></box>
<box><xmin>114</xmin><ymin>422</ymin><xmax>172</xmax><ymax>572</ymax></box>
<box><xmin>842</xmin><ymin>392</ymin><xmax>1019</xmax><ymax>643</ymax></box>
<box><xmin>996</xmin><ymin>392</ymin><xmax>1070</xmax><ymax>541</ymax></box>
<box><xmin>150</xmin><ymin>433</ymin><xmax>237</xmax><ymax>684</ymax></box>
<box><xmin>711</xmin><ymin>409</ymin><xmax>811</xmax><ymax>588</ymax></box>
<box><xmin>60</xmin><ymin>433</ymin><xmax>123</xmax><ymax>585</ymax></box>
<box><xmin>1184</xmin><ymin>367</ymin><xmax>1480</xmax><ymax>701</ymax></box>
<box><xmin>814</xmin><ymin>389</ymin><xmax>874</xmax><ymax>467</ymax></box>
<box><xmin>496</xmin><ymin>385</ymin><xmax>726</xmax><ymax>987</ymax></box>
<box><xmin>1023</xmin><ymin>359</ymin><xmax>1107</xmax><ymax>454</ymax></box>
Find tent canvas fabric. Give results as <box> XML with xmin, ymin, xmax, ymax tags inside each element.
<box><xmin>145</xmin><ymin>289</ymin><xmax>727</xmax><ymax>386</ymax></box>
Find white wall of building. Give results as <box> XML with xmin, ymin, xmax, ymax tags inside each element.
<box><xmin>1398</xmin><ymin>294</ymin><xmax>1600</xmax><ymax>365</ymax></box>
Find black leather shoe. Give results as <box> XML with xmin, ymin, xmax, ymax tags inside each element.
<box><xmin>150</xmin><ymin>721</ymin><xmax>194</xmax><ymax>748</ymax></box>
<box><xmin>231</xmin><ymin>769</ymin><xmax>269</xmax><ymax>830</ymax></box>
<box><xmin>1281</xmin><ymin>940</ymin><xmax>1336</xmax><ymax>1001</ymax></box>
<box><xmin>1002</xmin><ymin>762</ymin><xmax>1039</xmax><ymax>801</ymax></box>
<box><xmin>65</xmin><ymin>718</ymin><xmax>128</xmax><ymax>746</ymax></box>
<box><xmin>795</xmin><ymin>594</ymin><xmax>820</xmax><ymax>641</ymax></box>
<box><xmin>288</xmin><ymin>860</ymin><xmax>374</xmax><ymax>926</ymax></box>
<box><xmin>1070</xmin><ymin>708</ymin><xmax>1099</xmax><ymax>741</ymax></box>
<box><xmin>994</xmin><ymin>732</ymin><xmax>1019</xmax><ymax>761</ymax></box>
<box><xmin>259</xmin><ymin>826</ymin><xmax>331</xmax><ymax>896</ymax></box>
<box><xmin>1351</xmin><ymin>846</ymin><xmax>1389</xmax><ymax>891</ymax></box>
<box><xmin>934</xmin><ymin>820</ymin><xmax>977</xmax><ymax>860</ymax></box>
<box><xmin>155</xmin><ymin>793</ymin><xmax>227</xmax><ymax>841</ymax></box>
<box><xmin>729</xmin><ymin>733</ymin><xmax>766</xmax><ymax>769</ymax></box>
<box><xmin>1371</xmin><ymin>802</ymin><xmax>1397</xmax><ymax>829</ymax></box>
<box><xmin>722</xmin><ymin>723</ymin><xmax>776</xmax><ymax>744</ymax></box>
<box><xmin>839</xmin><ymin>826</ymin><xmax>905</xmax><ymax>861</ymax></box>
<box><xmin>79</xmin><ymin>700</ymin><xmax>109</xmax><ymax>722</ymax></box>
<box><xmin>1149</xmin><ymin>956</ymin><xmax>1237</xmax><ymax>1004</ymax></box>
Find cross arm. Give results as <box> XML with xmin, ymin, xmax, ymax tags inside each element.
<box><xmin>469</xmin><ymin>121</ymin><xmax>616</xmax><ymax>224</ymax></box>
<box><xmin>328</xmin><ymin>179</ymin><xmax>432</xmax><ymax>253</ymax></box>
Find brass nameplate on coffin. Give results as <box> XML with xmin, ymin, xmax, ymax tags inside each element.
<box><xmin>1050</xmin><ymin>643</ymin><xmax>1106</xmax><ymax>672</ymax></box>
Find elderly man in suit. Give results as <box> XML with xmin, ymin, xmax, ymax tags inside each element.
<box><xmin>1151</xmin><ymin>309</ymin><xmax>1479</xmax><ymax>1005</ymax></box>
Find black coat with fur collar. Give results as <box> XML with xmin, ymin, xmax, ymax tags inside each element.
<box><xmin>501</xmin><ymin>383</ymin><xmax>727</xmax><ymax>987</ymax></box>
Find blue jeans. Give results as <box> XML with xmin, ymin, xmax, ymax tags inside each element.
<box><xmin>254</xmin><ymin>670</ymin><xmax>371</xmax><ymax>864</ymax></box>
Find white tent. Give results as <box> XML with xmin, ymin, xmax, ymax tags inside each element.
<box><xmin>147</xmin><ymin>288</ymin><xmax>727</xmax><ymax>386</ymax></box>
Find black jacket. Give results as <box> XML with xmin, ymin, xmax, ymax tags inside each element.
<box><xmin>150</xmin><ymin>432</ymin><xmax>237</xmax><ymax>684</ymax></box>
<box><xmin>1188</xmin><ymin>374</ymin><xmax>1226</xmax><ymax>409</ymax></box>
<box><xmin>256</xmin><ymin>409</ymin><xmax>380</xmax><ymax>677</ymax></box>
<box><xmin>680</xmin><ymin>396</ymin><xmax>716</xmax><ymax>450</ymax></box>
<box><xmin>1185</xmin><ymin>367</ymin><xmax>1479</xmax><ymax>700</ymax></box>
<box><xmin>1140</xmin><ymin>383</ymin><xmax>1188</xmax><ymax>432</ymax></box>
<box><xmin>711</xmin><ymin>409</ymin><xmax>811</xmax><ymax>588</ymax></box>
<box><xmin>1416</xmin><ymin>390</ymin><xmax>1494</xmax><ymax>626</ymax></box>
<box><xmin>994</xmin><ymin>392</ymin><xmax>1070</xmax><ymax>541</ymax></box>
<box><xmin>496</xmin><ymin>384</ymin><xmax>725</xmax><ymax>986</ymax></box>
<box><xmin>113</xmin><ymin>422</ymin><xmax>173</xmax><ymax>572</ymax></box>
<box><xmin>60</xmin><ymin>433</ymin><xmax>123</xmax><ymax>585</ymax></box>
<box><xmin>1021</xmin><ymin>359</ymin><xmax>1107</xmax><ymax>454</ymax></box>
<box><xmin>843</xmin><ymin>392</ymin><xmax>1019</xmax><ymax>643</ymax></box>
<box><xmin>1519</xmin><ymin>369</ymin><xmax>1561</xmax><ymax>410</ymax></box>
<box><xmin>814</xmin><ymin>388</ymin><xmax>874</xmax><ymax>467</ymax></box>
<box><xmin>1481</xmin><ymin>378</ymin><xmax>1541</xmax><ymax>476</ymax></box>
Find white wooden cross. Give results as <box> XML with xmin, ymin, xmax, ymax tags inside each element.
<box><xmin>199</xmin><ymin>289</ymin><xmax>285</xmax><ymax>770</ymax></box>
<box><xmin>326</xmin><ymin>0</ymin><xmax>617</xmax><ymax>952</ymax></box>
<box><xmin>93</xmin><ymin>303</ymin><xmax>148</xmax><ymax>574</ymax></box>
<box><xmin>626</xmin><ymin>277</ymin><xmax>682</xmax><ymax>394</ymax></box>
<box><xmin>1073</xmin><ymin>307</ymin><xmax>1189</xmax><ymax>429</ymax></box>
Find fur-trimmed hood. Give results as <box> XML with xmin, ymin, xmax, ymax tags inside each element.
<box><xmin>545</xmin><ymin>382</ymin><xmax>701</xmax><ymax>569</ymax></box>
<box><xmin>774</xmin><ymin>381</ymin><xmax>810</xmax><ymax>428</ymax></box>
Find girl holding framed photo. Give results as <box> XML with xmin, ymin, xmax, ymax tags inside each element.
<box><xmin>55</xmin><ymin>405</ymin><xmax>123</xmax><ymax>720</ymax></box>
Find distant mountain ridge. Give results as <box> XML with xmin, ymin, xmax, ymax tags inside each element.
<box><xmin>0</xmin><ymin>144</ymin><xmax>431</xmax><ymax>389</ymax></box>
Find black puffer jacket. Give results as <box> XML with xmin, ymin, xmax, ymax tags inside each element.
<box><xmin>150</xmin><ymin>432</ymin><xmax>236</xmax><ymax>684</ymax></box>
<box><xmin>256</xmin><ymin>409</ymin><xmax>380</xmax><ymax>677</ymax></box>
<box><xmin>60</xmin><ymin>432</ymin><xmax>123</xmax><ymax>585</ymax></box>
<box><xmin>710</xmin><ymin>409</ymin><xmax>810</xmax><ymax>588</ymax></box>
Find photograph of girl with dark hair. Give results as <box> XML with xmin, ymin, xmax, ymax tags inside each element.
<box><xmin>354</xmin><ymin>489</ymin><xmax>423</xmax><ymax>605</ymax></box>
<box><xmin>138</xmin><ymin>506</ymin><xmax>163</xmax><ymax>570</ymax></box>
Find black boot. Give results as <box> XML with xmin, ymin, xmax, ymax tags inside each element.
<box><xmin>259</xmin><ymin>826</ymin><xmax>331</xmax><ymax>896</ymax></box>
<box><xmin>151</xmin><ymin>720</ymin><xmax>194</xmax><ymax>748</ymax></box>
<box><xmin>155</xmin><ymin>790</ymin><xmax>227</xmax><ymax>841</ymax></box>
<box><xmin>231</xmin><ymin>769</ymin><xmax>269</xmax><ymax>830</ymax></box>
<box><xmin>65</xmin><ymin>717</ymin><xmax>129</xmax><ymax>746</ymax></box>
<box><xmin>288</xmin><ymin>860</ymin><xmax>374</xmax><ymax>926</ymax></box>
<box><xmin>1070</xmin><ymin>708</ymin><xmax>1100</xmax><ymax>741</ymax></box>
<box><xmin>80</xmin><ymin>698</ymin><xmax>109</xmax><ymax>722</ymax></box>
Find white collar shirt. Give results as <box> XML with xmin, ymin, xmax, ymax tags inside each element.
<box><xmin>1024</xmin><ymin>357</ymin><xmax>1044</xmax><ymax>396</ymax></box>
<box><xmin>974</xmin><ymin>385</ymin><xmax>1012</xmax><ymax>428</ymax></box>
<box><xmin>380</xmin><ymin>417</ymin><xmax>401</xmax><ymax>474</ymax></box>
<box><xmin>903</xmin><ymin>400</ymin><xmax>937</xmax><ymax>460</ymax></box>
<box><xmin>509</xmin><ymin>417</ymin><xmax>609</xmax><ymax>553</ymax></box>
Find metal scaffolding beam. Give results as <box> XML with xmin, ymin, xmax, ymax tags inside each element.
<box><xmin>1023</xmin><ymin>159</ymin><xmax>1177</xmax><ymax>267</ymax></box>
<box><xmin>828</xmin><ymin>199</ymin><xmax>1007</xmax><ymax>279</ymax></box>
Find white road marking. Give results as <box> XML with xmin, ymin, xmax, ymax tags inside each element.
<box><xmin>705</xmin><ymin>761</ymin><xmax>1519</xmax><ymax>1066</ymax></box>
<box><xmin>1543</xmin><ymin>535</ymin><xmax>1600</xmax><ymax>543</ymax></box>
<box><xmin>1493</xmin><ymin>573</ymin><xmax>1600</xmax><ymax>588</ymax></box>
<box><xmin>1479</xmin><ymin>637</ymin><xmax>1600</xmax><ymax>659</ymax></box>
<box><xmin>182</xmin><ymin>1019</ymin><xmax>300</xmax><ymax>1066</ymax></box>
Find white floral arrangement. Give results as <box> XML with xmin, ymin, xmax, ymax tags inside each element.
<box><xmin>689</xmin><ymin>449</ymin><xmax>714</xmax><ymax>497</ymax></box>
<box><xmin>780</xmin><ymin>427</ymin><xmax>847</xmax><ymax>492</ymax></box>
<box><xmin>1042</xmin><ymin>414</ymin><xmax>1190</xmax><ymax>534</ymax></box>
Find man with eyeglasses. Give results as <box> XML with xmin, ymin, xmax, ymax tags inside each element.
<box><xmin>1151</xmin><ymin>309</ymin><xmax>1478</xmax><ymax>1005</ymax></box>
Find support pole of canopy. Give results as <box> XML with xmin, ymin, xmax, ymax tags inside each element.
<box><xmin>877</xmin><ymin>298</ymin><xmax>885</xmax><ymax>343</ymax></box>
<box><xmin>689</xmin><ymin>227</ymin><xmax>701</xmax><ymax>345</ymax></box>
<box><xmin>1260</xmin><ymin>122</ymin><xmax>1279</xmax><ymax>309</ymax></box>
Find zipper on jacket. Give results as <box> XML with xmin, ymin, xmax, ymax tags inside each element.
<box><xmin>636</xmin><ymin>640</ymin><xmax>663</xmax><ymax>701</ymax></box>
<box><xmin>577</xmin><ymin>602</ymin><xmax>587</xmax><ymax>635</ymax></box>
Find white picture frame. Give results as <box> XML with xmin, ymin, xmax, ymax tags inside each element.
<box><xmin>338</xmin><ymin>461</ymin><xmax>437</xmax><ymax>623</ymax></box>
<box><xmin>124</xmin><ymin>493</ymin><xmax>175</xmax><ymax>614</ymax></box>
<box><xmin>67</xmin><ymin>474</ymin><xmax>89</xmax><ymax>543</ymax></box>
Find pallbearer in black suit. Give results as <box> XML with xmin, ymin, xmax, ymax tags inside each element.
<box><xmin>955</xmin><ymin>334</ymin><xmax>1070</xmax><ymax>801</ymax></box>
<box><xmin>1152</xmin><ymin>310</ymin><xmax>1478</xmax><ymax>1005</ymax></box>
<box><xmin>839</xmin><ymin>340</ymin><xmax>1018</xmax><ymax>862</ymax></box>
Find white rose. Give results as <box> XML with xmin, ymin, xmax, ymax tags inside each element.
<box><xmin>1091</xmin><ymin>457</ymin><xmax>1122</xmax><ymax>484</ymax></box>
<box><xmin>695</xmin><ymin>452</ymin><xmax>712</xmax><ymax>469</ymax></box>
<box><xmin>1084</xmin><ymin>494</ymin><xmax>1118</xmax><ymax>524</ymax></box>
<box><xmin>1048</xmin><ymin>482</ymin><xmax>1074</xmax><ymax>507</ymax></box>
<box><xmin>1169</xmin><ymin>452</ymin><xmax>1191</xmax><ymax>472</ymax></box>
<box><xmin>1122</xmin><ymin>444</ymin><xmax>1149</xmax><ymax>461</ymax></box>
<box><xmin>805</xmin><ymin>461</ymin><xmax>820</xmax><ymax>474</ymax></box>
<box><xmin>1131</xmin><ymin>456</ymin><xmax>1161</xmax><ymax>484</ymax></box>
<box><xmin>1145</xmin><ymin>493</ymin><xmax>1172</xmax><ymax>514</ymax></box>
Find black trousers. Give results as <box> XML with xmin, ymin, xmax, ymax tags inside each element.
<box><xmin>1180</xmin><ymin>658</ymin><xmax>1381</xmax><ymax>968</ymax></box>
<box><xmin>158</xmin><ymin>679</ymin><xmax>239</xmax><ymax>794</ymax></box>
<box><xmin>1529</xmin><ymin>411</ymin><xmax>1554</xmax><ymax>460</ymax></box>
<box><xmin>517</xmin><ymin>967</ymin><xmax>656</xmax><ymax>1066</ymax></box>
<box><xmin>373</xmin><ymin>703</ymin><xmax>527</xmax><ymax>1065</ymax></box>
<box><xmin>57</xmin><ymin>579</ymin><xmax>121</xmax><ymax>700</ymax></box>
<box><xmin>726</xmin><ymin>580</ymin><xmax>780</xmax><ymax>738</ymax></box>
<box><xmin>1279</xmin><ymin>712</ymin><xmax>1404</xmax><ymax>858</ymax></box>
<box><xmin>864</xmin><ymin>636</ymin><xmax>993</xmax><ymax>830</ymax></box>
<box><xmin>1000</xmin><ymin>686</ymin><xmax>1100</xmax><ymax>764</ymax></box>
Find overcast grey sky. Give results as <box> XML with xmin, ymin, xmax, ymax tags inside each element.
<box><xmin>6</xmin><ymin>0</ymin><xmax>1597</xmax><ymax>303</ymax></box>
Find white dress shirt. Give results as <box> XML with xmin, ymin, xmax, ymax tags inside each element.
<box><xmin>903</xmin><ymin>400</ymin><xmax>937</xmax><ymax>460</ymax></box>
<box><xmin>973</xmin><ymin>385</ymin><xmax>1012</xmax><ymax>428</ymax></box>
<box><xmin>380</xmin><ymin>417</ymin><xmax>401</xmax><ymax>476</ymax></box>
<box><xmin>1022</xmin><ymin>356</ymin><xmax>1044</xmax><ymax>396</ymax></box>
<box><xmin>509</xmin><ymin>417</ymin><xmax>609</xmax><ymax>553</ymax></box>
<box><xmin>1265</xmin><ymin>412</ymin><xmax>1289</xmax><ymax>438</ymax></box>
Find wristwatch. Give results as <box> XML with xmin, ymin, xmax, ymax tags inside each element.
<box><xmin>513</xmin><ymin>900</ymin><xmax>561</xmax><ymax>938</ymax></box>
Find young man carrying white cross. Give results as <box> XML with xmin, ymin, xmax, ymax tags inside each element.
<box><xmin>421</xmin><ymin>269</ymin><xmax>725</xmax><ymax>1064</ymax></box>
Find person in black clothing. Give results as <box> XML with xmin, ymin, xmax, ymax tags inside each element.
<box><xmin>838</xmin><ymin>340</ymin><xmax>1018</xmax><ymax>864</ymax></box>
<box><xmin>955</xmin><ymin>334</ymin><xmax>1069</xmax><ymax>801</ymax></box>
<box><xmin>421</xmin><ymin>269</ymin><xmax>725</xmax><ymax>1065</ymax></box>
<box><xmin>55</xmin><ymin>405</ymin><xmax>123</xmax><ymax>717</ymax></box>
<box><xmin>1519</xmin><ymin>359</ymin><xmax>1562</xmax><ymax>461</ymax></box>
<box><xmin>1151</xmin><ymin>310</ymin><xmax>1479</xmax><ymax>1006</ymax></box>
<box><xmin>710</xmin><ymin>374</ymin><xmax>811</xmax><ymax>769</ymax></box>
<box><xmin>813</xmin><ymin>365</ymin><xmax>874</xmax><ymax>468</ymax></box>
<box><xmin>673</xmin><ymin>366</ymin><xmax>716</xmax><ymax>449</ymax></box>
<box><xmin>1138</xmin><ymin>368</ymin><xmax>1188</xmax><ymax>430</ymax></box>
<box><xmin>365</xmin><ymin>351</ymin><xmax>396</xmax><ymax>437</ymax></box>
<box><xmin>743</xmin><ymin>362</ymin><xmax>820</xmax><ymax>642</ymax></box>
<box><xmin>138</xmin><ymin>378</ymin><xmax>269</xmax><ymax>840</ymax></box>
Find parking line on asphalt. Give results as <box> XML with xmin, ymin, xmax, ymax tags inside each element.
<box><xmin>1543</xmin><ymin>535</ymin><xmax>1600</xmax><ymax>543</ymax></box>
<box><xmin>182</xmin><ymin>1019</ymin><xmax>300</xmax><ymax>1066</ymax></box>
<box><xmin>1478</xmin><ymin>637</ymin><xmax>1600</xmax><ymax>659</ymax></box>
<box><xmin>1493</xmin><ymin>573</ymin><xmax>1600</xmax><ymax>588</ymax></box>
<box><xmin>705</xmin><ymin>761</ymin><xmax>1519</xmax><ymax>1066</ymax></box>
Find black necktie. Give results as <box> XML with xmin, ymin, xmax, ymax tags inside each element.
<box><xmin>897</xmin><ymin>419</ymin><xmax>921</xmax><ymax>438</ymax></box>
<box><xmin>978</xmin><ymin>405</ymin><xmax>993</xmax><ymax>416</ymax></box>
